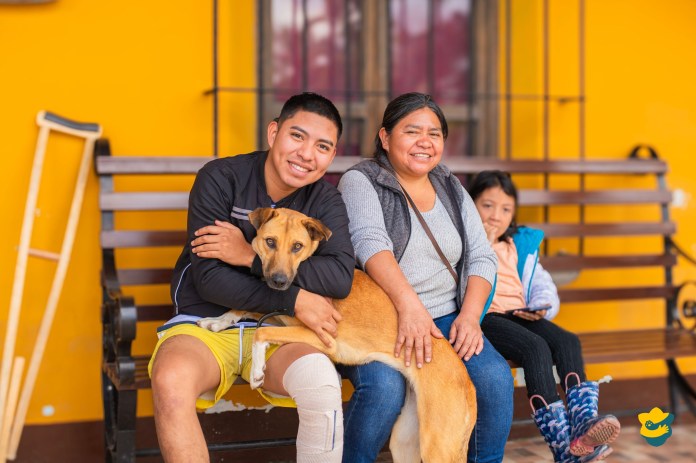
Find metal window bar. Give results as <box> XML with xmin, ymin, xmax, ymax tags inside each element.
<box><xmin>542</xmin><ymin>0</ymin><xmax>550</xmax><ymax>256</ymax></box>
<box><xmin>212</xmin><ymin>0</ymin><xmax>219</xmax><ymax>157</ymax></box>
<box><xmin>578</xmin><ymin>0</ymin><xmax>587</xmax><ymax>255</ymax></box>
<box><xmin>343</xmin><ymin>0</ymin><xmax>351</xmax><ymax>156</ymax></box>
<box><xmin>504</xmin><ymin>0</ymin><xmax>512</xmax><ymax>160</ymax></box>
<box><xmin>256</xmin><ymin>0</ymin><xmax>265</xmax><ymax>150</ymax></box>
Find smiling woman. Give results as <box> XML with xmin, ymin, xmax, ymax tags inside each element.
<box><xmin>336</xmin><ymin>92</ymin><xmax>512</xmax><ymax>462</ymax></box>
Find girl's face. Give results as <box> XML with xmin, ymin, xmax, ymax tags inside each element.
<box><xmin>474</xmin><ymin>186</ymin><xmax>516</xmax><ymax>240</ymax></box>
<box><xmin>379</xmin><ymin>108</ymin><xmax>444</xmax><ymax>181</ymax></box>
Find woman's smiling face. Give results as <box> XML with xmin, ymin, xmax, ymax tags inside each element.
<box><xmin>379</xmin><ymin>107</ymin><xmax>444</xmax><ymax>180</ymax></box>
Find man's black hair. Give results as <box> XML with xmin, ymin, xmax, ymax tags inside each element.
<box><xmin>276</xmin><ymin>92</ymin><xmax>343</xmax><ymax>141</ymax></box>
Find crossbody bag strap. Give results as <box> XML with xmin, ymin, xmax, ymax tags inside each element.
<box><xmin>373</xmin><ymin>159</ymin><xmax>458</xmax><ymax>284</ymax></box>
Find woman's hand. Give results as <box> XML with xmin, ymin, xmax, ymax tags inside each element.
<box><xmin>450</xmin><ymin>311</ymin><xmax>484</xmax><ymax>361</ymax></box>
<box><xmin>363</xmin><ymin>251</ymin><xmax>444</xmax><ymax>368</ymax></box>
<box><xmin>191</xmin><ymin>220</ymin><xmax>255</xmax><ymax>267</ymax></box>
<box><xmin>395</xmin><ymin>301</ymin><xmax>443</xmax><ymax>369</ymax></box>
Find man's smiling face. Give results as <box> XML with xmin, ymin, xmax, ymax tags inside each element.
<box><xmin>264</xmin><ymin>110</ymin><xmax>338</xmax><ymax>201</ymax></box>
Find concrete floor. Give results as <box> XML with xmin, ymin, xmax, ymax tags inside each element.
<box><xmin>374</xmin><ymin>424</ymin><xmax>696</xmax><ymax>463</ymax></box>
<box><xmin>502</xmin><ymin>424</ymin><xmax>695</xmax><ymax>463</ymax></box>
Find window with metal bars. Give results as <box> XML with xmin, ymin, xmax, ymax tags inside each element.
<box><xmin>256</xmin><ymin>0</ymin><xmax>499</xmax><ymax>158</ymax></box>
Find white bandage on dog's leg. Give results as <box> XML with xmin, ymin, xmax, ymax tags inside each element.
<box><xmin>282</xmin><ymin>353</ymin><xmax>343</xmax><ymax>463</ymax></box>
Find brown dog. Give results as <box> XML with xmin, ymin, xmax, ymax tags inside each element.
<box><xmin>197</xmin><ymin>207</ymin><xmax>476</xmax><ymax>462</ymax></box>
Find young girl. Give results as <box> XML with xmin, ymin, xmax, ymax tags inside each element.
<box><xmin>469</xmin><ymin>171</ymin><xmax>621</xmax><ymax>463</ymax></box>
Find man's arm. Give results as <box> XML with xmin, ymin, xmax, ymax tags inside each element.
<box><xmin>190</xmin><ymin>179</ymin><xmax>354</xmax><ymax>300</ymax></box>
<box><xmin>187</xmin><ymin>166</ymin><xmax>299</xmax><ymax>314</ymax></box>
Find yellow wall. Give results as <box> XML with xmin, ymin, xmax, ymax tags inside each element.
<box><xmin>2</xmin><ymin>0</ymin><xmax>696</xmax><ymax>428</ymax></box>
<box><xmin>502</xmin><ymin>0</ymin><xmax>696</xmax><ymax>380</ymax></box>
<box><xmin>0</xmin><ymin>1</ymin><xmax>257</xmax><ymax>425</ymax></box>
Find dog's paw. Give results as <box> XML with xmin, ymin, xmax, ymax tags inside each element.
<box><xmin>196</xmin><ymin>317</ymin><xmax>229</xmax><ymax>332</ymax></box>
<box><xmin>250</xmin><ymin>341</ymin><xmax>270</xmax><ymax>389</ymax></box>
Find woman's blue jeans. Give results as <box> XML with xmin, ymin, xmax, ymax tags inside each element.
<box><xmin>337</xmin><ymin>311</ymin><xmax>513</xmax><ymax>463</ymax></box>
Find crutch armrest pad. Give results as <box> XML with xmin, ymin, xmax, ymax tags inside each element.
<box><xmin>40</xmin><ymin>110</ymin><xmax>101</xmax><ymax>133</ymax></box>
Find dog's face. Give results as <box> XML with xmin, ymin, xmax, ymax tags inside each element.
<box><xmin>249</xmin><ymin>207</ymin><xmax>332</xmax><ymax>291</ymax></box>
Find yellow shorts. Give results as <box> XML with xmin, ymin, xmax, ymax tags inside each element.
<box><xmin>147</xmin><ymin>322</ymin><xmax>296</xmax><ymax>409</ymax></box>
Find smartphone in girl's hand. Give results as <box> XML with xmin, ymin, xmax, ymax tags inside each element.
<box><xmin>505</xmin><ymin>304</ymin><xmax>552</xmax><ymax>313</ymax></box>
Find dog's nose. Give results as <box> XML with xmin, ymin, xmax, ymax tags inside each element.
<box><xmin>269</xmin><ymin>273</ymin><xmax>289</xmax><ymax>289</ymax></box>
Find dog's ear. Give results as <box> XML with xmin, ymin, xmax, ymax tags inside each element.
<box><xmin>248</xmin><ymin>207</ymin><xmax>278</xmax><ymax>230</ymax></box>
<box><xmin>302</xmin><ymin>218</ymin><xmax>332</xmax><ymax>242</ymax></box>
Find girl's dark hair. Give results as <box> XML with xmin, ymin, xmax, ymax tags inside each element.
<box><xmin>468</xmin><ymin>170</ymin><xmax>519</xmax><ymax>241</ymax></box>
<box><xmin>374</xmin><ymin>92</ymin><xmax>448</xmax><ymax>158</ymax></box>
<box><xmin>277</xmin><ymin>92</ymin><xmax>343</xmax><ymax>140</ymax></box>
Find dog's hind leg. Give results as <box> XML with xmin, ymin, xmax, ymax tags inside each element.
<box><xmin>389</xmin><ymin>386</ymin><xmax>420</xmax><ymax>463</ymax></box>
<box><xmin>407</xmin><ymin>341</ymin><xmax>477</xmax><ymax>462</ymax></box>
<box><xmin>250</xmin><ymin>326</ymin><xmax>337</xmax><ymax>389</ymax></box>
<box><xmin>250</xmin><ymin>340</ymin><xmax>270</xmax><ymax>389</ymax></box>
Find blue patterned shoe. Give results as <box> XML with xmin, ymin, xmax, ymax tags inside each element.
<box><xmin>532</xmin><ymin>394</ymin><xmax>614</xmax><ymax>462</ymax></box>
<box><xmin>531</xmin><ymin>396</ymin><xmax>574</xmax><ymax>462</ymax></box>
<box><xmin>565</xmin><ymin>373</ymin><xmax>621</xmax><ymax>456</ymax></box>
<box><xmin>578</xmin><ymin>444</ymin><xmax>612</xmax><ymax>462</ymax></box>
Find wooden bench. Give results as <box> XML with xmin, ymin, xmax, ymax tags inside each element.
<box><xmin>96</xmin><ymin>138</ymin><xmax>696</xmax><ymax>461</ymax></box>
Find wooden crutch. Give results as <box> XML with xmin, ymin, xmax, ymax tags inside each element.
<box><xmin>0</xmin><ymin>358</ymin><xmax>24</xmax><ymax>462</ymax></box>
<box><xmin>0</xmin><ymin>111</ymin><xmax>101</xmax><ymax>461</ymax></box>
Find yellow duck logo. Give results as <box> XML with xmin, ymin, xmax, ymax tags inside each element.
<box><xmin>638</xmin><ymin>407</ymin><xmax>674</xmax><ymax>446</ymax></box>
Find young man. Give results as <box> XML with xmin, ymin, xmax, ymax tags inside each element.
<box><xmin>149</xmin><ymin>93</ymin><xmax>355</xmax><ymax>463</ymax></box>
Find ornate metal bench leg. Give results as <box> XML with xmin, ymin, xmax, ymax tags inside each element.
<box><xmin>667</xmin><ymin>360</ymin><xmax>696</xmax><ymax>417</ymax></box>
<box><xmin>102</xmin><ymin>371</ymin><xmax>137</xmax><ymax>463</ymax></box>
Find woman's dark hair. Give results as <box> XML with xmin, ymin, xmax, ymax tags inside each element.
<box><xmin>277</xmin><ymin>92</ymin><xmax>343</xmax><ymax>141</ymax></box>
<box><xmin>374</xmin><ymin>92</ymin><xmax>448</xmax><ymax>158</ymax></box>
<box><xmin>468</xmin><ymin>170</ymin><xmax>519</xmax><ymax>241</ymax></box>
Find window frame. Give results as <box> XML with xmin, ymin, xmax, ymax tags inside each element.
<box><xmin>256</xmin><ymin>0</ymin><xmax>499</xmax><ymax>158</ymax></box>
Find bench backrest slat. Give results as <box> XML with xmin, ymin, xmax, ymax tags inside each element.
<box><xmin>95</xmin><ymin>156</ymin><xmax>213</xmax><ymax>174</ymax></box>
<box><xmin>324</xmin><ymin>156</ymin><xmax>669</xmax><ymax>175</ymax></box>
<box><xmin>559</xmin><ymin>286</ymin><xmax>676</xmax><ymax>303</ymax></box>
<box><xmin>518</xmin><ymin>189</ymin><xmax>671</xmax><ymax>205</ymax></box>
<box><xmin>530</xmin><ymin>222</ymin><xmax>676</xmax><ymax>237</ymax></box>
<box><xmin>95</xmin><ymin>155</ymin><xmax>669</xmax><ymax>176</ymax></box>
<box><xmin>118</xmin><ymin>268</ymin><xmax>173</xmax><ymax>285</ymax></box>
<box><xmin>137</xmin><ymin>304</ymin><xmax>176</xmax><ymax>322</ymax></box>
<box><xmin>99</xmin><ymin>189</ymin><xmax>672</xmax><ymax>213</ymax></box>
<box><xmin>100</xmin><ymin>192</ymin><xmax>190</xmax><ymax>211</ymax></box>
<box><xmin>541</xmin><ymin>254</ymin><xmax>676</xmax><ymax>271</ymax></box>
<box><xmin>444</xmin><ymin>158</ymin><xmax>669</xmax><ymax>175</ymax></box>
<box><xmin>101</xmin><ymin>230</ymin><xmax>186</xmax><ymax>248</ymax></box>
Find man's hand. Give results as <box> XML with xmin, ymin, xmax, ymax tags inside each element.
<box><xmin>395</xmin><ymin>300</ymin><xmax>443</xmax><ymax>369</ymax></box>
<box><xmin>191</xmin><ymin>220</ymin><xmax>255</xmax><ymax>267</ymax></box>
<box><xmin>450</xmin><ymin>311</ymin><xmax>484</xmax><ymax>361</ymax></box>
<box><xmin>294</xmin><ymin>289</ymin><xmax>342</xmax><ymax>347</ymax></box>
